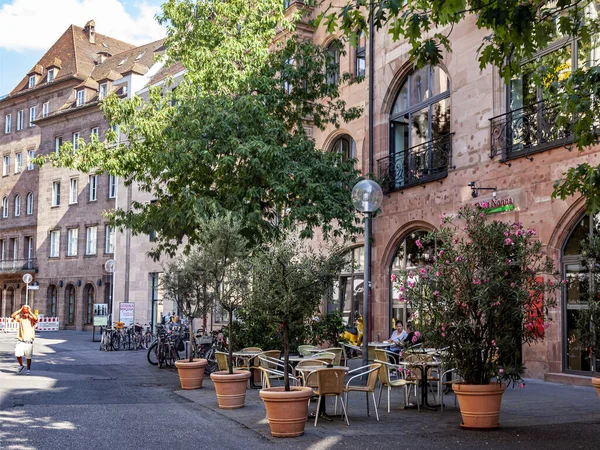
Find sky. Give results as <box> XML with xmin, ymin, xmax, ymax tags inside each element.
<box><xmin>0</xmin><ymin>0</ymin><xmax>167</xmax><ymax>97</ymax></box>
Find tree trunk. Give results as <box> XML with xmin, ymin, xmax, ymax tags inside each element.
<box><xmin>189</xmin><ymin>314</ymin><xmax>194</xmax><ymax>363</ymax></box>
<box><xmin>283</xmin><ymin>322</ymin><xmax>290</xmax><ymax>391</ymax></box>
<box><xmin>202</xmin><ymin>284</ymin><xmax>208</xmax><ymax>335</ymax></box>
<box><xmin>228</xmin><ymin>307</ymin><xmax>234</xmax><ymax>375</ymax></box>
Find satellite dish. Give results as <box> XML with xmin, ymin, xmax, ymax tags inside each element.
<box><xmin>22</xmin><ymin>273</ymin><xmax>33</xmax><ymax>284</ymax></box>
<box><xmin>105</xmin><ymin>259</ymin><xmax>116</xmax><ymax>273</ymax></box>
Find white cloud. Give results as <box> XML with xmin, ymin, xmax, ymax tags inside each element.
<box><xmin>0</xmin><ymin>0</ymin><xmax>166</xmax><ymax>51</ymax></box>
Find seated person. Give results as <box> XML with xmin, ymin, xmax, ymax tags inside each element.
<box><xmin>388</xmin><ymin>321</ymin><xmax>407</xmax><ymax>352</ymax></box>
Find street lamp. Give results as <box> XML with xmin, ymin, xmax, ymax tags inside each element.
<box><xmin>352</xmin><ymin>179</ymin><xmax>383</xmax><ymax>368</ymax></box>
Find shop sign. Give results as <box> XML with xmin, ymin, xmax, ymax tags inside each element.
<box><xmin>119</xmin><ymin>302</ymin><xmax>135</xmax><ymax>326</ymax></box>
<box><xmin>475</xmin><ymin>198</ymin><xmax>515</xmax><ymax>215</ymax></box>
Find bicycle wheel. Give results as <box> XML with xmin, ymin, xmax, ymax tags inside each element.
<box><xmin>143</xmin><ymin>333</ymin><xmax>153</xmax><ymax>349</ymax></box>
<box><xmin>111</xmin><ymin>333</ymin><xmax>121</xmax><ymax>351</ymax></box>
<box><xmin>147</xmin><ymin>342</ymin><xmax>159</xmax><ymax>365</ymax></box>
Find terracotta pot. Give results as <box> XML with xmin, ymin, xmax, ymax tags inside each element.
<box><xmin>260</xmin><ymin>386</ymin><xmax>313</xmax><ymax>438</ymax></box>
<box><xmin>592</xmin><ymin>377</ymin><xmax>600</xmax><ymax>399</ymax></box>
<box><xmin>453</xmin><ymin>382</ymin><xmax>506</xmax><ymax>429</ymax></box>
<box><xmin>175</xmin><ymin>359</ymin><xmax>208</xmax><ymax>390</ymax></box>
<box><xmin>210</xmin><ymin>370</ymin><xmax>251</xmax><ymax>409</ymax></box>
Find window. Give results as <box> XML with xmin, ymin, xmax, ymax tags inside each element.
<box><xmin>29</xmin><ymin>106</ymin><xmax>36</xmax><ymax>127</ymax></box>
<box><xmin>28</xmin><ymin>75</ymin><xmax>35</xmax><ymax>89</ymax></box>
<box><xmin>282</xmin><ymin>58</ymin><xmax>293</xmax><ymax>95</ymax></box>
<box><xmin>52</xmin><ymin>181</ymin><xmax>60</xmax><ymax>206</ymax></box>
<box><xmin>355</xmin><ymin>31</ymin><xmax>366</xmax><ymax>78</ymax></box>
<box><xmin>48</xmin><ymin>285</ymin><xmax>57</xmax><ymax>316</ymax></box>
<box><xmin>69</xmin><ymin>178</ymin><xmax>78</xmax><ymax>204</ymax></box>
<box><xmin>55</xmin><ymin>136</ymin><xmax>63</xmax><ymax>155</ymax></box>
<box><xmin>110</xmin><ymin>124</ymin><xmax>120</xmax><ymax>142</ymax></box>
<box><xmin>326</xmin><ymin>43</ymin><xmax>340</xmax><ymax>85</ymax></box>
<box><xmin>109</xmin><ymin>175</ymin><xmax>117</xmax><ymax>198</ymax></box>
<box><xmin>42</xmin><ymin>102</ymin><xmax>49</xmax><ymax>118</ymax></box>
<box><xmin>47</xmin><ymin>68</ymin><xmax>55</xmax><ymax>83</ymax></box>
<box><xmin>332</xmin><ymin>135</ymin><xmax>356</xmax><ymax>162</ymax></box>
<box><xmin>91</xmin><ymin>127</ymin><xmax>99</xmax><ymax>138</ymax></box>
<box><xmin>4</xmin><ymin>114</ymin><xmax>11</xmax><ymax>134</ymax></box>
<box><xmin>2</xmin><ymin>196</ymin><xmax>7</xmax><ymax>218</ymax></box>
<box><xmin>105</xmin><ymin>225</ymin><xmax>115</xmax><ymax>253</ymax></box>
<box><xmin>3</xmin><ymin>155</ymin><xmax>9</xmax><ymax>176</ymax></box>
<box><xmin>149</xmin><ymin>229</ymin><xmax>157</xmax><ymax>242</ymax></box>
<box><xmin>89</xmin><ymin>175</ymin><xmax>98</xmax><ymax>201</ymax></box>
<box><xmin>386</xmin><ymin>65</ymin><xmax>451</xmax><ymax>190</ymax></box>
<box><xmin>16</xmin><ymin>110</ymin><xmax>24</xmax><ymax>130</ymax></box>
<box><xmin>329</xmin><ymin>246</ymin><xmax>365</xmax><ymax>326</ymax></box>
<box><xmin>85</xmin><ymin>284</ymin><xmax>94</xmax><ymax>324</ymax></box>
<box><xmin>86</xmin><ymin>226</ymin><xmax>97</xmax><ymax>255</ymax></box>
<box><xmin>66</xmin><ymin>285</ymin><xmax>75</xmax><ymax>325</ymax></box>
<box><xmin>14</xmin><ymin>194</ymin><xmax>20</xmax><ymax>216</ymax></box>
<box><xmin>15</xmin><ymin>153</ymin><xmax>22</xmax><ymax>173</ymax></box>
<box><xmin>76</xmin><ymin>89</ymin><xmax>85</xmax><ymax>107</ymax></box>
<box><xmin>49</xmin><ymin>230</ymin><xmax>60</xmax><ymax>257</ymax></box>
<box><xmin>26</xmin><ymin>192</ymin><xmax>33</xmax><ymax>215</ymax></box>
<box><xmin>72</xmin><ymin>132</ymin><xmax>80</xmax><ymax>151</ymax></box>
<box><xmin>99</xmin><ymin>83</ymin><xmax>107</xmax><ymax>100</ymax></box>
<box><xmin>27</xmin><ymin>150</ymin><xmax>35</xmax><ymax>170</ymax></box>
<box><xmin>25</xmin><ymin>236</ymin><xmax>33</xmax><ymax>267</ymax></box>
<box><xmin>67</xmin><ymin>228</ymin><xmax>78</xmax><ymax>256</ymax></box>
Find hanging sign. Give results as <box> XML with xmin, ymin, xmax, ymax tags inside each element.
<box><xmin>119</xmin><ymin>302</ymin><xmax>135</xmax><ymax>326</ymax></box>
<box><xmin>475</xmin><ymin>198</ymin><xmax>515</xmax><ymax>215</ymax></box>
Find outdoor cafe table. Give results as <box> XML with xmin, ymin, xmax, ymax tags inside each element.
<box><xmin>399</xmin><ymin>360</ymin><xmax>442</xmax><ymax>410</ymax></box>
<box><xmin>367</xmin><ymin>342</ymin><xmax>391</xmax><ymax>361</ymax></box>
<box><xmin>232</xmin><ymin>350</ymin><xmax>262</xmax><ymax>388</ymax></box>
<box><xmin>295</xmin><ymin>366</ymin><xmax>350</xmax><ymax>421</ymax></box>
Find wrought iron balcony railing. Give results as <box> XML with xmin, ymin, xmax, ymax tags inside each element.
<box><xmin>490</xmin><ymin>100</ymin><xmax>572</xmax><ymax>161</ymax></box>
<box><xmin>377</xmin><ymin>133</ymin><xmax>454</xmax><ymax>194</ymax></box>
<box><xmin>0</xmin><ymin>258</ymin><xmax>37</xmax><ymax>273</ymax></box>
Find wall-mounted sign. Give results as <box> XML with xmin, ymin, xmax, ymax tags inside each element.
<box><xmin>94</xmin><ymin>303</ymin><xmax>108</xmax><ymax>326</ymax></box>
<box><xmin>475</xmin><ymin>198</ymin><xmax>515</xmax><ymax>215</ymax></box>
<box><xmin>119</xmin><ymin>302</ymin><xmax>135</xmax><ymax>327</ymax></box>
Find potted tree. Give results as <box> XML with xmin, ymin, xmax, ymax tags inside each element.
<box><xmin>163</xmin><ymin>250</ymin><xmax>213</xmax><ymax>389</ymax></box>
<box><xmin>203</xmin><ymin>214</ymin><xmax>252</xmax><ymax>409</ymax></box>
<box><xmin>250</xmin><ymin>238</ymin><xmax>345</xmax><ymax>437</ymax></box>
<box><xmin>393</xmin><ymin>205</ymin><xmax>557</xmax><ymax>429</ymax></box>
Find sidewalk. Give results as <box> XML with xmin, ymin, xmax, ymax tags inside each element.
<box><xmin>175</xmin><ymin>371</ymin><xmax>600</xmax><ymax>446</ymax></box>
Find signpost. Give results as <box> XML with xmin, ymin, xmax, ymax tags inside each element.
<box><xmin>119</xmin><ymin>302</ymin><xmax>135</xmax><ymax>327</ymax></box>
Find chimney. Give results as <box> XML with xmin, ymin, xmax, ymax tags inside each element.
<box><xmin>84</xmin><ymin>20</ymin><xmax>96</xmax><ymax>44</ymax></box>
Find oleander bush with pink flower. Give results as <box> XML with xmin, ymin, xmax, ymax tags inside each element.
<box><xmin>393</xmin><ymin>205</ymin><xmax>558</xmax><ymax>386</ymax></box>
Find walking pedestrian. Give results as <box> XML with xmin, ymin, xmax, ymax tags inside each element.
<box><xmin>11</xmin><ymin>305</ymin><xmax>38</xmax><ymax>375</ymax></box>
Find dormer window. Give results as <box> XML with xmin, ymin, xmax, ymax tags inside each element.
<box><xmin>47</xmin><ymin>69</ymin><xmax>55</xmax><ymax>82</ymax></box>
<box><xmin>99</xmin><ymin>83</ymin><xmax>108</xmax><ymax>100</ymax></box>
<box><xmin>117</xmin><ymin>58</ymin><xmax>126</xmax><ymax>67</ymax></box>
<box><xmin>28</xmin><ymin>75</ymin><xmax>35</xmax><ymax>89</ymax></box>
<box><xmin>76</xmin><ymin>89</ymin><xmax>85</xmax><ymax>107</ymax></box>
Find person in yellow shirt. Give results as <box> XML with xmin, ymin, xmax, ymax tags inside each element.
<box><xmin>11</xmin><ymin>305</ymin><xmax>38</xmax><ymax>375</ymax></box>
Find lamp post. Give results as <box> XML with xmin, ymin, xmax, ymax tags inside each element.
<box><xmin>352</xmin><ymin>179</ymin><xmax>383</xmax><ymax>368</ymax></box>
<box><xmin>105</xmin><ymin>259</ymin><xmax>115</xmax><ymax>325</ymax></box>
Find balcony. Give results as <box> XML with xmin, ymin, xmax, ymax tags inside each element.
<box><xmin>0</xmin><ymin>258</ymin><xmax>37</xmax><ymax>273</ymax></box>
<box><xmin>490</xmin><ymin>100</ymin><xmax>572</xmax><ymax>161</ymax></box>
<box><xmin>377</xmin><ymin>133</ymin><xmax>454</xmax><ymax>194</ymax></box>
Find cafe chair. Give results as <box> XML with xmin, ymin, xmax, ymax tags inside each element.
<box><xmin>257</xmin><ymin>366</ymin><xmax>300</xmax><ymax>389</ymax></box>
<box><xmin>374</xmin><ymin>359</ymin><xmax>416</xmax><ymax>413</ymax></box>
<box><xmin>343</xmin><ymin>363</ymin><xmax>382</xmax><ymax>422</ymax></box>
<box><xmin>312</xmin><ymin>352</ymin><xmax>336</xmax><ymax>364</ymax></box>
<box><xmin>319</xmin><ymin>348</ymin><xmax>343</xmax><ymax>366</ymax></box>
<box><xmin>440</xmin><ymin>367</ymin><xmax>462</xmax><ymax>411</ymax></box>
<box><xmin>298</xmin><ymin>345</ymin><xmax>319</xmax><ymax>357</ymax></box>
<box><xmin>313</xmin><ymin>368</ymin><xmax>349</xmax><ymax>426</ymax></box>
<box><xmin>295</xmin><ymin>359</ymin><xmax>327</xmax><ymax>386</ymax></box>
<box><xmin>215</xmin><ymin>351</ymin><xmax>248</xmax><ymax>372</ymax></box>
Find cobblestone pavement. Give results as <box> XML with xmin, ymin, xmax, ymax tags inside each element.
<box><xmin>2</xmin><ymin>331</ymin><xmax>600</xmax><ymax>450</ymax></box>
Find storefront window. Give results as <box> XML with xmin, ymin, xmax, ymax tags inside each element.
<box><xmin>330</xmin><ymin>246</ymin><xmax>364</xmax><ymax>327</ymax></box>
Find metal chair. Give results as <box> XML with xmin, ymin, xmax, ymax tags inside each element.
<box><xmin>343</xmin><ymin>363</ymin><xmax>382</xmax><ymax>422</ymax></box>
<box><xmin>298</xmin><ymin>345</ymin><xmax>319</xmax><ymax>357</ymax></box>
<box><xmin>257</xmin><ymin>366</ymin><xmax>300</xmax><ymax>389</ymax></box>
<box><xmin>374</xmin><ymin>359</ymin><xmax>415</xmax><ymax>413</ymax></box>
<box><xmin>295</xmin><ymin>359</ymin><xmax>327</xmax><ymax>386</ymax></box>
<box><xmin>215</xmin><ymin>351</ymin><xmax>248</xmax><ymax>372</ymax></box>
<box><xmin>313</xmin><ymin>368</ymin><xmax>349</xmax><ymax>426</ymax></box>
<box><xmin>312</xmin><ymin>351</ymin><xmax>336</xmax><ymax>364</ymax></box>
<box><xmin>316</xmin><ymin>348</ymin><xmax>343</xmax><ymax>366</ymax></box>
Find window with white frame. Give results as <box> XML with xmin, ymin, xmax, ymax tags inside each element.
<box><xmin>26</xmin><ymin>192</ymin><xmax>33</xmax><ymax>215</ymax></box>
<box><xmin>47</xmin><ymin>68</ymin><xmax>55</xmax><ymax>82</ymax></box>
<box><xmin>52</xmin><ymin>181</ymin><xmax>60</xmax><ymax>206</ymax></box>
<box><xmin>99</xmin><ymin>83</ymin><xmax>107</xmax><ymax>100</ymax></box>
<box><xmin>28</xmin><ymin>75</ymin><xmax>35</xmax><ymax>89</ymax></box>
<box><xmin>85</xmin><ymin>226</ymin><xmax>97</xmax><ymax>255</ymax></box>
<box><xmin>67</xmin><ymin>228</ymin><xmax>78</xmax><ymax>256</ymax></box>
<box><xmin>89</xmin><ymin>175</ymin><xmax>98</xmax><ymax>201</ymax></box>
<box><xmin>91</xmin><ymin>127</ymin><xmax>99</xmax><ymax>138</ymax></box>
<box><xmin>29</xmin><ymin>106</ymin><xmax>36</xmax><ymax>127</ymax></box>
<box><xmin>15</xmin><ymin>153</ymin><xmax>22</xmax><ymax>173</ymax></box>
<box><xmin>16</xmin><ymin>110</ymin><xmax>24</xmax><ymax>130</ymax></box>
<box><xmin>3</xmin><ymin>155</ymin><xmax>9</xmax><ymax>176</ymax></box>
<box><xmin>55</xmin><ymin>136</ymin><xmax>62</xmax><ymax>155</ymax></box>
<box><xmin>42</xmin><ymin>102</ymin><xmax>49</xmax><ymax>118</ymax></box>
<box><xmin>4</xmin><ymin>114</ymin><xmax>11</xmax><ymax>134</ymax></box>
<box><xmin>49</xmin><ymin>230</ymin><xmax>60</xmax><ymax>257</ymax></box>
<box><xmin>69</xmin><ymin>178</ymin><xmax>78</xmax><ymax>204</ymax></box>
<box><xmin>27</xmin><ymin>150</ymin><xmax>35</xmax><ymax>170</ymax></box>
<box><xmin>72</xmin><ymin>132</ymin><xmax>80</xmax><ymax>150</ymax></box>
<box><xmin>109</xmin><ymin>175</ymin><xmax>117</xmax><ymax>198</ymax></box>
<box><xmin>14</xmin><ymin>194</ymin><xmax>20</xmax><ymax>216</ymax></box>
<box><xmin>110</xmin><ymin>124</ymin><xmax>120</xmax><ymax>142</ymax></box>
<box><xmin>105</xmin><ymin>225</ymin><xmax>115</xmax><ymax>253</ymax></box>
<box><xmin>76</xmin><ymin>89</ymin><xmax>85</xmax><ymax>107</ymax></box>
<box><xmin>2</xmin><ymin>196</ymin><xmax>7</xmax><ymax>218</ymax></box>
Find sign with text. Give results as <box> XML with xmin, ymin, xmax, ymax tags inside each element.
<box><xmin>119</xmin><ymin>302</ymin><xmax>135</xmax><ymax>327</ymax></box>
<box><xmin>475</xmin><ymin>198</ymin><xmax>515</xmax><ymax>215</ymax></box>
<box><xmin>93</xmin><ymin>303</ymin><xmax>108</xmax><ymax>326</ymax></box>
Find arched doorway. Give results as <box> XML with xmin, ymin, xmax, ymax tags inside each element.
<box><xmin>6</xmin><ymin>287</ymin><xmax>14</xmax><ymax>315</ymax></box>
<box><xmin>329</xmin><ymin>246</ymin><xmax>364</xmax><ymax>327</ymax></box>
<box><xmin>389</xmin><ymin>230</ymin><xmax>435</xmax><ymax>334</ymax></box>
<box><xmin>562</xmin><ymin>214</ymin><xmax>600</xmax><ymax>374</ymax></box>
<box><xmin>84</xmin><ymin>284</ymin><xmax>95</xmax><ymax>325</ymax></box>
<box><xmin>47</xmin><ymin>285</ymin><xmax>57</xmax><ymax>317</ymax></box>
<box><xmin>65</xmin><ymin>284</ymin><xmax>76</xmax><ymax>326</ymax></box>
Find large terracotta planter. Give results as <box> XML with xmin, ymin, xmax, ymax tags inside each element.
<box><xmin>210</xmin><ymin>370</ymin><xmax>251</xmax><ymax>409</ymax></box>
<box><xmin>174</xmin><ymin>359</ymin><xmax>208</xmax><ymax>390</ymax></box>
<box><xmin>592</xmin><ymin>377</ymin><xmax>600</xmax><ymax>399</ymax></box>
<box><xmin>453</xmin><ymin>382</ymin><xmax>506</xmax><ymax>429</ymax></box>
<box><xmin>260</xmin><ymin>386</ymin><xmax>313</xmax><ymax>438</ymax></box>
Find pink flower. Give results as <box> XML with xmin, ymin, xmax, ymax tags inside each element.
<box><xmin>412</xmin><ymin>335</ymin><xmax>418</xmax><ymax>343</ymax></box>
<box><xmin>548</xmin><ymin>280</ymin><xmax>554</xmax><ymax>286</ymax></box>
<box><xmin>506</xmin><ymin>259</ymin><xmax>512</xmax><ymax>264</ymax></box>
<box><xmin>472</xmin><ymin>278</ymin><xmax>481</xmax><ymax>285</ymax></box>
<box><xmin>407</xmin><ymin>280</ymin><xmax>415</xmax><ymax>288</ymax></box>
<box><xmin>409</xmin><ymin>270</ymin><xmax>415</xmax><ymax>277</ymax></box>
<box><xmin>398</xmin><ymin>295</ymin><xmax>405</xmax><ymax>302</ymax></box>
<box><xmin>453</xmin><ymin>239</ymin><xmax>459</xmax><ymax>244</ymax></box>
<box><xmin>544</xmin><ymin>322</ymin><xmax>550</xmax><ymax>329</ymax></box>
<box><xmin>480</xmin><ymin>201</ymin><xmax>489</xmax><ymax>208</ymax></box>
<box><xmin>399</xmin><ymin>285</ymin><xmax>405</xmax><ymax>293</ymax></box>
<box><xmin>455</xmin><ymin>256</ymin><xmax>462</xmax><ymax>262</ymax></box>
<box><xmin>504</xmin><ymin>231</ymin><xmax>510</xmax><ymax>237</ymax></box>
<box><xmin>433</xmin><ymin>290</ymin><xmax>439</xmax><ymax>296</ymax></box>
<box><xmin>391</xmin><ymin>274</ymin><xmax>397</xmax><ymax>282</ymax></box>
<box><xmin>415</xmin><ymin>239</ymin><xmax>423</xmax><ymax>248</ymax></box>
<box><xmin>415</xmin><ymin>331</ymin><xmax>421</xmax><ymax>337</ymax></box>
<box><xmin>510</xmin><ymin>282</ymin><xmax>515</xmax><ymax>287</ymax></box>
<box><xmin>441</xmin><ymin>332</ymin><xmax>446</xmax><ymax>337</ymax></box>
<box><xmin>491</xmin><ymin>340</ymin><xmax>496</xmax><ymax>346</ymax></box>
<box><xmin>519</xmin><ymin>383</ymin><xmax>526</xmax><ymax>389</ymax></box>
<box><xmin>515</xmin><ymin>229</ymin><xmax>523</xmax><ymax>237</ymax></box>
<box><xmin>438</xmin><ymin>250</ymin><xmax>444</xmax><ymax>257</ymax></box>
<box><xmin>561</xmin><ymin>279</ymin><xmax>568</xmax><ymax>285</ymax></box>
<box><xmin>480</xmin><ymin>213</ymin><xmax>485</xmax><ymax>218</ymax></box>
<box><xmin>419</xmin><ymin>268</ymin><xmax>427</xmax><ymax>275</ymax></box>
<box><xmin>499</xmin><ymin>368</ymin><xmax>504</xmax><ymax>374</ymax></box>
<box><xmin>435</xmin><ymin>271</ymin><xmax>441</xmax><ymax>277</ymax></box>
<box><xmin>505</xmin><ymin>238</ymin><xmax>513</xmax><ymax>245</ymax></box>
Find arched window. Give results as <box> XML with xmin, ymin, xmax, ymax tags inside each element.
<box><xmin>330</xmin><ymin>246</ymin><xmax>364</xmax><ymax>327</ymax></box>
<box><xmin>26</xmin><ymin>192</ymin><xmax>33</xmax><ymax>215</ymax></box>
<box><xmin>331</xmin><ymin>135</ymin><xmax>356</xmax><ymax>162</ymax></box>
<box><xmin>6</xmin><ymin>287</ymin><xmax>14</xmax><ymax>314</ymax></box>
<box><xmin>389</xmin><ymin>230</ymin><xmax>434</xmax><ymax>333</ymax></box>
<box><xmin>2</xmin><ymin>196</ymin><xmax>8</xmax><ymax>218</ymax></box>
<box><xmin>326</xmin><ymin>42</ymin><xmax>340</xmax><ymax>85</ymax></box>
<box><xmin>48</xmin><ymin>284</ymin><xmax>57</xmax><ymax>317</ymax></box>
<box><xmin>84</xmin><ymin>284</ymin><xmax>95</xmax><ymax>324</ymax></box>
<box><xmin>387</xmin><ymin>65</ymin><xmax>451</xmax><ymax>190</ymax></box>
<box><xmin>14</xmin><ymin>194</ymin><xmax>21</xmax><ymax>217</ymax></box>
<box><xmin>66</xmin><ymin>284</ymin><xmax>75</xmax><ymax>325</ymax></box>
